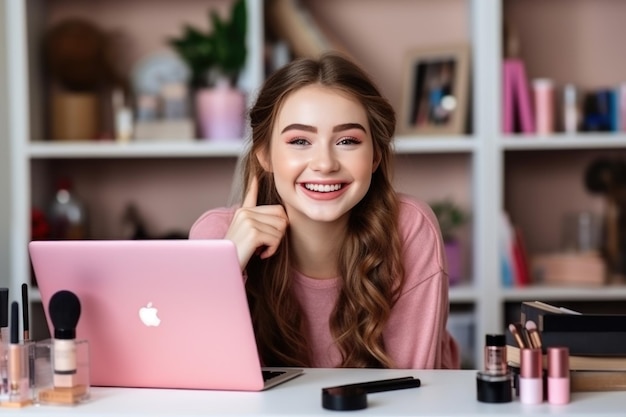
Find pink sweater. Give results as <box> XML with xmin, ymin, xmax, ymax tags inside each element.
<box><xmin>189</xmin><ymin>194</ymin><xmax>460</xmax><ymax>369</ymax></box>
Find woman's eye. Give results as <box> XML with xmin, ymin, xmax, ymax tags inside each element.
<box><xmin>287</xmin><ymin>137</ymin><xmax>310</xmax><ymax>146</ymax></box>
<box><xmin>337</xmin><ymin>137</ymin><xmax>361</xmax><ymax>146</ymax></box>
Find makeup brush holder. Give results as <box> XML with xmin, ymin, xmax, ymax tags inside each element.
<box><xmin>34</xmin><ymin>339</ymin><xmax>90</xmax><ymax>406</ymax></box>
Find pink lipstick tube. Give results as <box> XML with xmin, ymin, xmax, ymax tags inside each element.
<box><xmin>547</xmin><ymin>347</ymin><xmax>570</xmax><ymax>405</ymax></box>
<box><xmin>519</xmin><ymin>348</ymin><xmax>543</xmax><ymax>404</ymax></box>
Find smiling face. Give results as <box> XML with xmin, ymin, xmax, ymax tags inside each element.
<box><xmin>258</xmin><ymin>84</ymin><xmax>379</xmax><ymax>227</ymax></box>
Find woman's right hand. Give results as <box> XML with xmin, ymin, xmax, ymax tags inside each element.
<box><xmin>225</xmin><ymin>176</ymin><xmax>289</xmax><ymax>270</ymax></box>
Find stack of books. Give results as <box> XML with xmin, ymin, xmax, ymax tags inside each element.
<box><xmin>507</xmin><ymin>301</ymin><xmax>626</xmax><ymax>392</ymax></box>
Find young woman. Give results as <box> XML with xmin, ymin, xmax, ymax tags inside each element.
<box><xmin>190</xmin><ymin>53</ymin><xmax>460</xmax><ymax>369</ymax></box>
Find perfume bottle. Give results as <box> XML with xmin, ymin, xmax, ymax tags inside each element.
<box><xmin>48</xmin><ymin>178</ymin><xmax>87</xmax><ymax>240</ymax></box>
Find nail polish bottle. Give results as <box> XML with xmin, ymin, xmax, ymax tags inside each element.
<box><xmin>519</xmin><ymin>348</ymin><xmax>543</xmax><ymax>404</ymax></box>
<box><xmin>547</xmin><ymin>347</ymin><xmax>570</xmax><ymax>405</ymax></box>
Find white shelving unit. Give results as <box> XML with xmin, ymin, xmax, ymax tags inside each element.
<box><xmin>3</xmin><ymin>0</ymin><xmax>626</xmax><ymax>367</ymax></box>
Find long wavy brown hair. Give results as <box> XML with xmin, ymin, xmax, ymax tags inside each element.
<box><xmin>240</xmin><ymin>52</ymin><xmax>404</xmax><ymax>368</ymax></box>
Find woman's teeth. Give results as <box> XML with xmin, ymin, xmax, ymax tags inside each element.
<box><xmin>304</xmin><ymin>183</ymin><xmax>342</xmax><ymax>193</ymax></box>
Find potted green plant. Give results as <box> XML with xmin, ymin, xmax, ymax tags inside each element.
<box><xmin>169</xmin><ymin>0</ymin><xmax>247</xmax><ymax>140</ymax></box>
<box><xmin>431</xmin><ymin>199</ymin><xmax>468</xmax><ymax>285</ymax></box>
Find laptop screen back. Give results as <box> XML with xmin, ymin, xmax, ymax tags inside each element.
<box><xmin>29</xmin><ymin>239</ymin><xmax>268</xmax><ymax>391</ymax></box>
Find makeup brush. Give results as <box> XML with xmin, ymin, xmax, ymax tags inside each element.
<box><xmin>525</xmin><ymin>320</ymin><xmax>543</xmax><ymax>349</ymax></box>
<box><xmin>48</xmin><ymin>290</ymin><xmax>81</xmax><ymax>388</ymax></box>
<box><xmin>508</xmin><ymin>322</ymin><xmax>529</xmax><ymax>349</ymax></box>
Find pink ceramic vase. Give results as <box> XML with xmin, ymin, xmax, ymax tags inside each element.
<box><xmin>195</xmin><ymin>80</ymin><xmax>245</xmax><ymax>140</ymax></box>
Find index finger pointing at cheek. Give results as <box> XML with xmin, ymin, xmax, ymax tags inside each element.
<box><xmin>242</xmin><ymin>175</ymin><xmax>259</xmax><ymax>208</ymax></box>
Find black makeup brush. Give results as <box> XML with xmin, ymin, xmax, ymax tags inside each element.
<box><xmin>10</xmin><ymin>301</ymin><xmax>18</xmax><ymax>346</ymax></box>
<box><xmin>48</xmin><ymin>290</ymin><xmax>81</xmax><ymax>340</ymax></box>
<box><xmin>48</xmin><ymin>290</ymin><xmax>81</xmax><ymax>388</ymax></box>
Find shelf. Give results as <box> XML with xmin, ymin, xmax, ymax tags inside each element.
<box><xmin>394</xmin><ymin>135</ymin><xmax>475</xmax><ymax>154</ymax></box>
<box><xmin>27</xmin><ymin>135</ymin><xmax>476</xmax><ymax>159</ymax></box>
<box><xmin>449</xmin><ymin>284</ymin><xmax>478</xmax><ymax>303</ymax></box>
<box><xmin>500</xmin><ymin>134</ymin><xmax>626</xmax><ymax>151</ymax></box>
<box><xmin>28</xmin><ymin>140</ymin><xmax>246</xmax><ymax>159</ymax></box>
<box><xmin>501</xmin><ymin>285</ymin><xmax>626</xmax><ymax>302</ymax></box>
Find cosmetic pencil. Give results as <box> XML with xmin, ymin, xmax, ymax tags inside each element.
<box><xmin>322</xmin><ymin>377</ymin><xmax>421</xmax><ymax>411</ymax></box>
<box><xmin>21</xmin><ymin>284</ymin><xmax>29</xmax><ymax>342</ymax></box>
<box><xmin>21</xmin><ymin>284</ymin><xmax>35</xmax><ymax>388</ymax></box>
<box><xmin>325</xmin><ymin>376</ymin><xmax>421</xmax><ymax>393</ymax></box>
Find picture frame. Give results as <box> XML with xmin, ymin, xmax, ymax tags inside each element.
<box><xmin>399</xmin><ymin>44</ymin><xmax>471</xmax><ymax>135</ymax></box>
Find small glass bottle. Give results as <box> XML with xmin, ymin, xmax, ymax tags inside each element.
<box><xmin>484</xmin><ymin>334</ymin><xmax>507</xmax><ymax>375</ymax></box>
<box><xmin>48</xmin><ymin>178</ymin><xmax>87</xmax><ymax>240</ymax></box>
<box><xmin>533</xmin><ymin>78</ymin><xmax>555</xmax><ymax>135</ymax></box>
<box><xmin>476</xmin><ymin>334</ymin><xmax>512</xmax><ymax>403</ymax></box>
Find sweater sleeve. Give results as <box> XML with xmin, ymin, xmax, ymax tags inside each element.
<box><xmin>188</xmin><ymin>207</ymin><xmax>236</xmax><ymax>240</ymax></box>
<box><xmin>384</xmin><ymin>195</ymin><xmax>461</xmax><ymax>369</ymax></box>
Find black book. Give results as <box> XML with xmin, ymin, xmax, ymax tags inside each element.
<box><xmin>515</xmin><ymin>301</ymin><xmax>626</xmax><ymax>356</ymax></box>
<box><xmin>521</xmin><ymin>301</ymin><xmax>626</xmax><ymax>333</ymax></box>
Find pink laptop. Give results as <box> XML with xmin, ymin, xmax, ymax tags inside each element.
<box><xmin>28</xmin><ymin>239</ymin><xmax>302</xmax><ymax>391</ymax></box>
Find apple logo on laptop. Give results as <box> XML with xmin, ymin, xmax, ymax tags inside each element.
<box><xmin>139</xmin><ymin>302</ymin><xmax>161</xmax><ymax>327</ymax></box>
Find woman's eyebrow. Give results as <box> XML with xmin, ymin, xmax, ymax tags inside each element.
<box><xmin>280</xmin><ymin>122</ymin><xmax>367</xmax><ymax>134</ymax></box>
<box><xmin>281</xmin><ymin>123</ymin><xmax>316</xmax><ymax>134</ymax></box>
<box><xmin>333</xmin><ymin>123</ymin><xmax>366</xmax><ymax>133</ymax></box>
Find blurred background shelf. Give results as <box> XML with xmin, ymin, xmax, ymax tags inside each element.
<box><xmin>28</xmin><ymin>140</ymin><xmax>246</xmax><ymax>159</ymax></box>
<box><xmin>501</xmin><ymin>135</ymin><xmax>626</xmax><ymax>150</ymax></box>
<box><xmin>501</xmin><ymin>285</ymin><xmax>626</xmax><ymax>302</ymax></box>
<box><xmin>4</xmin><ymin>0</ymin><xmax>626</xmax><ymax>369</ymax></box>
<box><xmin>394</xmin><ymin>135</ymin><xmax>476</xmax><ymax>154</ymax></box>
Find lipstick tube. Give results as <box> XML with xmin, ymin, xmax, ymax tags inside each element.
<box><xmin>547</xmin><ymin>347</ymin><xmax>570</xmax><ymax>405</ymax></box>
<box><xmin>519</xmin><ymin>348</ymin><xmax>543</xmax><ymax>404</ymax></box>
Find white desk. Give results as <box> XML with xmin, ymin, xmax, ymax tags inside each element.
<box><xmin>5</xmin><ymin>368</ymin><xmax>625</xmax><ymax>416</ymax></box>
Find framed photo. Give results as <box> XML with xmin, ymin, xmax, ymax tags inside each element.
<box><xmin>400</xmin><ymin>44</ymin><xmax>470</xmax><ymax>135</ymax></box>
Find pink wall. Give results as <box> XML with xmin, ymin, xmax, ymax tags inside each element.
<box><xmin>304</xmin><ymin>0</ymin><xmax>469</xmax><ymax>116</ymax></box>
<box><xmin>43</xmin><ymin>0</ymin><xmax>233</xmax><ymax>78</ymax></box>
<box><xmin>34</xmin><ymin>158</ymin><xmax>239</xmax><ymax>239</ymax></box>
<box><xmin>505</xmin><ymin>0</ymin><xmax>626</xmax><ymax>89</ymax></box>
